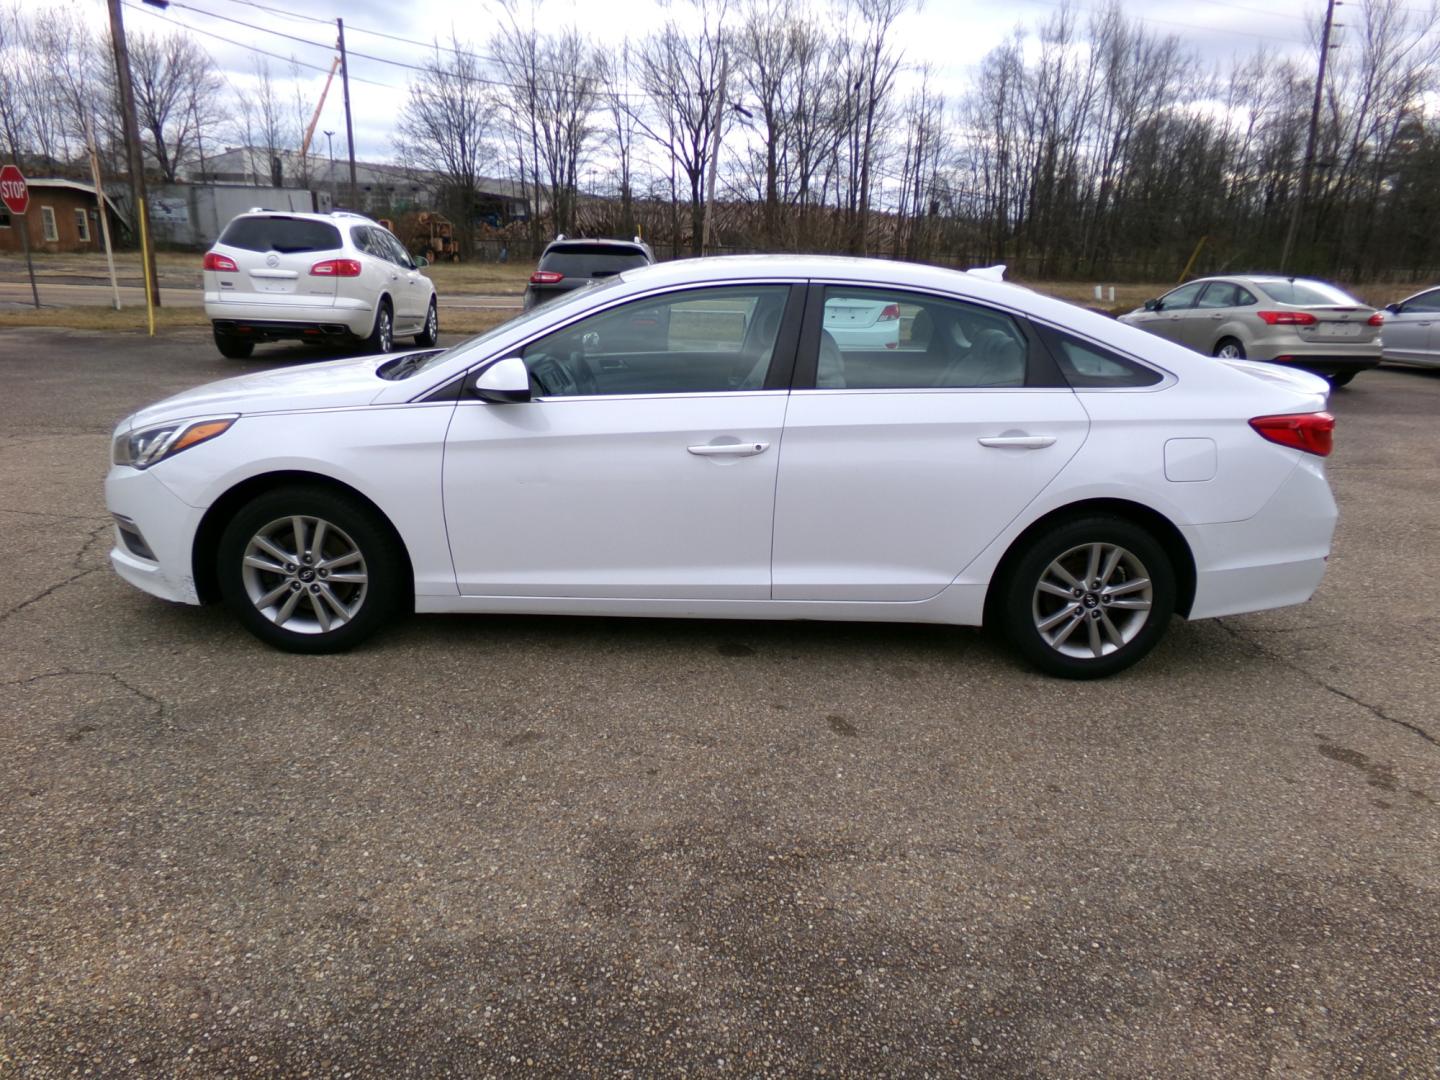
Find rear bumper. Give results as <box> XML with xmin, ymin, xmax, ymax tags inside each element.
<box><xmin>1183</xmin><ymin>454</ymin><xmax>1337</xmax><ymax>620</ymax></box>
<box><xmin>204</xmin><ymin>295</ymin><xmax>374</xmax><ymax>337</ymax></box>
<box><xmin>1266</xmin><ymin>354</ymin><xmax>1380</xmax><ymax>376</ymax></box>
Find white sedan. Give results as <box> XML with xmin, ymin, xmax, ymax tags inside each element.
<box><xmin>106</xmin><ymin>256</ymin><xmax>1338</xmax><ymax>678</ymax></box>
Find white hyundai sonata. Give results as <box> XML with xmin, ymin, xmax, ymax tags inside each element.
<box><xmin>106</xmin><ymin>256</ymin><xmax>1338</xmax><ymax>678</ymax></box>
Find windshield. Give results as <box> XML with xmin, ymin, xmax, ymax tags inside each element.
<box><xmin>381</xmin><ymin>276</ymin><xmax>624</xmax><ymax>380</ymax></box>
<box><xmin>1254</xmin><ymin>279</ymin><xmax>1361</xmax><ymax>306</ymax></box>
<box><xmin>219</xmin><ymin>216</ymin><xmax>342</xmax><ymax>254</ymax></box>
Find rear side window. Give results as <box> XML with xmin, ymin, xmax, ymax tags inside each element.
<box><xmin>538</xmin><ymin>244</ymin><xmax>651</xmax><ymax>278</ymax></box>
<box><xmin>219</xmin><ymin>216</ymin><xmax>341</xmax><ymax>254</ymax></box>
<box><xmin>1044</xmin><ymin>330</ymin><xmax>1163</xmax><ymax>389</ymax></box>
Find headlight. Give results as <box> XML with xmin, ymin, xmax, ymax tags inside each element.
<box><xmin>112</xmin><ymin>416</ymin><xmax>237</xmax><ymax>469</ymax></box>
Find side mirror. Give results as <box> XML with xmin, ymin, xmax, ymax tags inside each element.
<box><xmin>1143</xmin><ymin>298</ymin><xmax>1160</xmax><ymax>312</ymax></box>
<box><xmin>471</xmin><ymin>356</ymin><xmax>531</xmax><ymax>403</ymax></box>
<box><xmin>1386</xmin><ymin>302</ymin><xmax>1402</xmax><ymax>314</ymax></box>
<box><xmin>416</xmin><ymin>256</ymin><xmax>430</xmax><ymax>268</ymax></box>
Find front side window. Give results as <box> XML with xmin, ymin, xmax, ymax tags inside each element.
<box><xmin>521</xmin><ymin>285</ymin><xmax>792</xmax><ymax>397</ymax></box>
<box><xmin>1158</xmin><ymin>281</ymin><xmax>1205</xmax><ymax>310</ymax></box>
<box><xmin>815</xmin><ymin>286</ymin><xmax>1032</xmax><ymax>389</ymax></box>
<box><xmin>1402</xmin><ymin>289</ymin><xmax>1440</xmax><ymax>314</ymax></box>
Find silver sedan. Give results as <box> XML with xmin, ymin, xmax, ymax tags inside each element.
<box><xmin>1118</xmin><ymin>275</ymin><xmax>1381</xmax><ymax>387</ymax></box>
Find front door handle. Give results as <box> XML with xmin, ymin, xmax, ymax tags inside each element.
<box><xmin>977</xmin><ymin>435</ymin><xmax>1057</xmax><ymax>449</ymax></box>
<box><xmin>688</xmin><ymin>441</ymin><xmax>770</xmax><ymax>457</ymax></box>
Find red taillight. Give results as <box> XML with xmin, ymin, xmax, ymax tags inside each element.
<box><xmin>530</xmin><ymin>270</ymin><xmax>564</xmax><ymax>285</ymax></box>
<box><xmin>203</xmin><ymin>251</ymin><xmax>237</xmax><ymax>272</ymax></box>
<box><xmin>1256</xmin><ymin>310</ymin><xmax>1317</xmax><ymax>326</ymax></box>
<box><xmin>310</xmin><ymin>259</ymin><xmax>362</xmax><ymax>277</ymax></box>
<box><xmin>1249</xmin><ymin>411</ymin><xmax>1334</xmax><ymax>457</ymax></box>
<box><xmin>878</xmin><ymin>303</ymin><xmax>901</xmax><ymax>321</ymax></box>
<box><xmin>1367</xmin><ymin>312</ymin><xmax>1384</xmax><ymax>326</ymax></box>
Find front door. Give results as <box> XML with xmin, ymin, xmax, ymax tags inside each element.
<box><xmin>770</xmin><ymin>285</ymin><xmax>1090</xmax><ymax>601</ymax></box>
<box><xmin>1384</xmin><ymin>288</ymin><xmax>1440</xmax><ymax>362</ymax></box>
<box><xmin>442</xmin><ymin>283</ymin><xmax>801</xmax><ymax>599</ymax></box>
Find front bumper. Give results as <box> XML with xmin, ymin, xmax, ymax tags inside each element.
<box><xmin>105</xmin><ymin>465</ymin><xmax>206</xmax><ymax>605</ymax></box>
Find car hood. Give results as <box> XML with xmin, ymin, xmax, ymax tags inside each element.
<box><xmin>120</xmin><ymin>353</ymin><xmax>400</xmax><ymax>432</ymax></box>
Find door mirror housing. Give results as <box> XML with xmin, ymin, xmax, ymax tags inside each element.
<box><xmin>471</xmin><ymin>356</ymin><xmax>531</xmax><ymax>403</ymax></box>
<box><xmin>1143</xmin><ymin>298</ymin><xmax>1160</xmax><ymax>312</ymax></box>
<box><xmin>416</xmin><ymin>256</ymin><xmax>430</xmax><ymax>268</ymax></box>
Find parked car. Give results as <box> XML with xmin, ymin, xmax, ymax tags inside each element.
<box><xmin>523</xmin><ymin>236</ymin><xmax>655</xmax><ymax>310</ymax></box>
<box><xmin>203</xmin><ymin>210</ymin><xmax>438</xmax><ymax>359</ymax></box>
<box><xmin>107</xmin><ymin>255</ymin><xmax>1338</xmax><ymax>679</ymax></box>
<box><xmin>823</xmin><ymin>294</ymin><xmax>901</xmax><ymax>350</ymax></box>
<box><xmin>1118</xmin><ymin>275</ymin><xmax>1381</xmax><ymax>387</ymax></box>
<box><xmin>1379</xmin><ymin>285</ymin><xmax>1440</xmax><ymax>368</ymax></box>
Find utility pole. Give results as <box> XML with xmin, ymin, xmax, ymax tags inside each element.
<box><xmin>107</xmin><ymin>0</ymin><xmax>162</xmax><ymax>309</ymax></box>
<box><xmin>1279</xmin><ymin>0</ymin><xmax>1339</xmax><ymax>273</ymax></box>
<box><xmin>702</xmin><ymin>45</ymin><xmax>728</xmax><ymax>255</ymax></box>
<box><xmin>337</xmin><ymin>18</ymin><xmax>358</xmax><ymax>210</ymax></box>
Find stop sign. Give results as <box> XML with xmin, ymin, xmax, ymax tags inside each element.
<box><xmin>1</xmin><ymin>164</ymin><xmax>29</xmax><ymax>215</ymax></box>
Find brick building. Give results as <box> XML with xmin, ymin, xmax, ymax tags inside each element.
<box><xmin>0</xmin><ymin>179</ymin><xmax>128</xmax><ymax>254</ymax></box>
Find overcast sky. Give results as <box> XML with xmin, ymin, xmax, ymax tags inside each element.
<box><xmin>73</xmin><ymin>0</ymin><xmax>1329</xmax><ymax>171</ymax></box>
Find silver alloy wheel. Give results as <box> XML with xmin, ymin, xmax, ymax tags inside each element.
<box><xmin>377</xmin><ymin>308</ymin><xmax>393</xmax><ymax>352</ymax></box>
<box><xmin>1031</xmin><ymin>542</ymin><xmax>1153</xmax><ymax>660</ymax></box>
<box><xmin>240</xmin><ymin>515</ymin><xmax>368</xmax><ymax>635</ymax></box>
<box><xmin>425</xmin><ymin>302</ymin><xmax>437</xmax><ymax>340</ymax></box>
<box><xmin>1216</xmin><ymin>341</ymin><xmax>1244</xmax><ymax>359</ymax></box>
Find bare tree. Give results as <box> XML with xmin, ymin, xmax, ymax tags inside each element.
<box><xmin>128</xmin><ymin>29</ymin><xmax>224</xmax><ymax>182</ymax></box>
<box><xmin>395</xmin><ymin>34</ymin><xmax>494</xmax><ymax>248</ymax></box>
<box><xmin>635</xmin><ymin>0</ymin><xmax>730</xmax><ymax>256</ymax></box>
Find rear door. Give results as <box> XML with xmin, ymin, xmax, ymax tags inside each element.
<box><xmin>770</xmin><ymin>284</ymin><xmax>1090</xmax><ymax>602</ymax></box>
<box><xmin>210</xmin><ymin>215</ymin><xmax>342</xmax><ymax>308</ymax></box>
<box><xmin>1192</xmin><ymin>281</ymin><xmax>1250</xmax><ymax>352</ymax></box>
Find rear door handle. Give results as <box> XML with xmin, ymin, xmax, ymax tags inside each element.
<box><xmin>688</xmin><ymin>441</ymin><xmax>770</xmax><ymax>457</ymax></box>
<box><xmin>977</xmin><ymin>435</ymin><xmax>1056</xmax><ymax>449</ymax></box>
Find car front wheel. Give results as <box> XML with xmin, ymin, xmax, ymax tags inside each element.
<box><xmin>999</xmin><ymin>516</ymin><xmax>1175</xmax><ymax>679</ymax></box>
<box><xmin>217</xmin><ymin>486</ymin><xmax>404</xmax><ymax>653</ymax></box>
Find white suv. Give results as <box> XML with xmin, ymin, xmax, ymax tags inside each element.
<box><xmin>203</xmin><ymin>210</ymin><xmax>438</xmax><ymax>359</ymax></box>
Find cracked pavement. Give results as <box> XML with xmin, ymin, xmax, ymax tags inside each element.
<box><xmin>1</xmin><ymin>328</ymin><xmax>1437</xmax><ymax>1077</ymax></box>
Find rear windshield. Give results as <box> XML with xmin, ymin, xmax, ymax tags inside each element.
<box><xmin>219</xmin><ymin>216</ymin><xmax>342</xmax><ymax>254</ymax></box>
<box><xmin>538</xmin><ymin>244</ymin><xmax>650</xmax><ymax>278</ymax></box>
<box><xmin>1254</xmin><ymin>279</ymin><xmax>1360</xmax><ymax>307</ymax></box>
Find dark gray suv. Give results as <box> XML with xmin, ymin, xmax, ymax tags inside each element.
<box><xmin>523</xmin><ymin>237</ymin><xmax>655</xmax><ymax>310</ymax></box>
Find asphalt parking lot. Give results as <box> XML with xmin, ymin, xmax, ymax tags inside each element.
<box><xmin>2</xmin><ymin>327</ymin><xmax>1437</xmax><ymax>1077</ymax></box>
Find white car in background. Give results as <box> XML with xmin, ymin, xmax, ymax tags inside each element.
<box><xmin>823</xmin><ymin>294</ymin><xmax>901</xmax><ymax>349</ymax></box>
<box><xmin>202</xmin><ymin>210</ymin><xmax>439</xmax><ymax>359</ymax></box>
<box><xmin>108</xmin><ymin>255</ymin><xmax>1338</xmax><ymax>679</ymax></box>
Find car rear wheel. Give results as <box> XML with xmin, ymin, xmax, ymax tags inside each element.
<box><xmin>364</xmin><ymin>300</ymin><xmax>394</xmax><ymax>354</ymax></box>
<box><xmin>1214</xmin><ymin>338</ymin><xmax>1245</xmax><ymax>360</ymax></box>
<box><xmin>415</xmin><ymin>298</ymin><xmax>439</xmax><ymax>347</ymax></box>
<box><xmin>214</xmin><ymin>329</ymin><xmax>254</xmax><ymax>359</ymax></box>
<box><xmin>1327</xmin><ymin>372</ymin><xmax>1356</xmax><ymax>387</ymax></box>
<box><xmin>1000</xmin><ymin>515</ymin><xmax>1175</xmax><ymax>679</ymax></box>
<box><xmin>217</xmin><ymin>486</ymin><xmax>405</xmax><ymax>654</ymax></box>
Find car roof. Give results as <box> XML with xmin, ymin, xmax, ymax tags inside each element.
<box><xmin>235</xmin><ymin>209</ymin><xmax>379</xmax><ymax>226</ymax></box>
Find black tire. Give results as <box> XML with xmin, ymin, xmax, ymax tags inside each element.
<box><xmin>1213</xmin><ymin>337</ymin><xmax>1245</xmax><ymax>360</ymax></box>
<box><xmin>214</xmin><ymin>329</ymin><xmax>254</xmax><ymax>359</ymax></box>
<box><xmin>364</xmin><ymin>299</ymin><xmax>394</xmax><ymax>354</ymax></box>
<box><xmin>998</xmin><ymin>515</ymin><xmax>1176</xmax><ymax>679</ymax></box>
<box><xmin>216</xmin><ymin>485</ymin><xmax>406</xmax><ymax>654</ymax></box>
<box><xmin>1327</xmin><ymin>371</ymin><xmax>1356</xmax><ymax>388</ymax></box>
<box><xmin>415</xmin><ymin>298</ymin><xmax>439</xmax><ymax>347</ymax></box>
